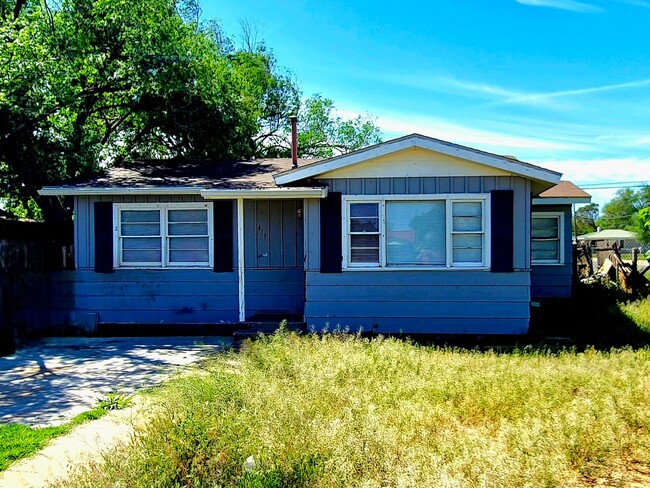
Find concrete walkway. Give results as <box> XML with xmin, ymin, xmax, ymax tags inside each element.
<box><xmin>0</xmin><ymin>336</ymin><xmax>231</xmax><ymax>427</ymax></box>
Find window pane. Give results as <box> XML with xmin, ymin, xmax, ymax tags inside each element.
<box><xmin>123</xmin><ymin>249</ymin><xmax>162</xmax><ymax>263</ymax></box>
<box><xmin>532</xmin><ymin>240</ymin><xmax>559</xmax><ymax>261</ymax></box>
<box><xmin>452</xmin><ymin>202</ymin><xmax>482</xmax><ymax>232</ymax></box>
<box><xmin>169</xmin><ymin>237</ymin><xmax>209</xmax><ymax>251</ymax></box>
<box><xmin>122</xmin><ymin>237</ymin><xmax>162</xmax><ymax>250</ymax></box>
<box><xmin>168</xmin><ymin>222</ymin><xmax>208</xmax><ymax>236</ymax></box>
<box><xmin>453</xmin><ymin>248</ymin><xmax>482</xmax><ymax>263</ymax></box>
<box><xmin>121</xmin><ymin>223</ymin><xmax>161</xmax><ymax>236</ymax></box>
<box><xmin>168</xmin><ymin>209</ymin><xmax>207</xmax><ymax>222</ymax></box>
<box><xmin>351</xmin><ymin>234</ymin><xmax>379</xmax><ymax>248</ymax></box>
<box><xmin>350</xmin><ymin>203</ymin><xmax>378</xmax><ymax>217</ymax></box>
<box><xmin>169</xmin><ymin>250</ymin><xmax>210</xmax><ymax>263</ymax></box>
<box><xmin>351</xmin><ymin>248</ymin><xmax>380</xmax><ymax>264</ymax></box>
<box><xmin>121</xmin><ymin>210</ymin><xmax>160</xmax><ymax>223</ymax></box>
<box><xmin>532</xmin><ymin>218</ymin><xmax>559</xmax><ymax>239</ymax></box>
<box><xmin>386</xmin><ymin>201</ymin><xmax>445</xmax><ymax>266</ymax></box>
<box><xmin>453</xmin><ymin>234</ymin><xmax>483</xmax><ymax>249</ymax></box>
<box><xmin>350</xmin><ymin>203</ymin><xmax>379</xmax><ymax>232</ymax></box>
<box><xmin>453</xmin><ymin>234</ymin><xmax>483</xmax><ymax>263</ymax></box>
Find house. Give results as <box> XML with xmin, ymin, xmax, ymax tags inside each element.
<box><xmin>33</xmin><ymin>133</ymin><xmax>591</xmax><ymax>336</ymax></box>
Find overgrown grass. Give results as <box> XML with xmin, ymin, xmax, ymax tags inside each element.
<box><xmin>0</xmin><ymin>407</ymin><xmax>106</xmax><ymax>471</ymax></box>
<box><xmin>621</xmin><ymin>297</ymin><xmax>650</xmax><ymax>333</ymax></box>
<box><xmin>61</xmin><ymin>333</ymin><xmax>650</xmax><ymax>487</ymax></box>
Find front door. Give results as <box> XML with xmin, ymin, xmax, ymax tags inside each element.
<box><xmin>243</xmin><ymin>199</ymin><xmax>305</xmax><ymax>321</ymax></box>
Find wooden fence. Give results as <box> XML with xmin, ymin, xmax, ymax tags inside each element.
<box><xmin>0</xmin><ymin>218</ymin><xmax>72</xmax><ymax>355</ymax></box>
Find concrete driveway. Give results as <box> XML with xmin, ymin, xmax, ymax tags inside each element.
<box><xmin>0</xmin><ymin>336</ymin><xmax>231</xmax><ymax>427</ymax></box>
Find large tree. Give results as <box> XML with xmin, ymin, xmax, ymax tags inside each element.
<box><xmin>597</xmin><ymin>187</ymin><xmax>650</xmax><ymax>232</ymax></box>
<box><xmin>0</xmin><ymin>0</ymin><xmax>381</xmax><ymax>221</ymax></box>
<box><xmin>255</xmin><ymin>94</ymin><xmax>382</xmax><ymax>158</ymax></box>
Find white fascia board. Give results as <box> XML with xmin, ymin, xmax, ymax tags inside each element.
<box><xmin>200</xmin><ymin>188</ymin><xmax>328</xmax><ymax>199</ymax></box>
<box><xmin>38</xmin><ymin>186</ymin><xmax>203</xmax><ymax>196</ymax></box>
<box><xmin>274</xmin><ymin>135</ymin><xmax>562</xmax><ymax>185</ymax></box>
<box><xmin>532</xmin><ymin>197</ymin><xmax>592</xmax><ymax>205</ymax></box>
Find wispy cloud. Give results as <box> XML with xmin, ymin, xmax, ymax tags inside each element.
<box><xmin>443</xmin><ymin>76</ymin><xmax>650</xmax><ymax>109</ymax></box>
<box><xmin>335</xmin><ymin>108</ymin><xmax>587</xmax><ymax>152</ymax></box>
<box><xmin>515</xmin><ymin>0</ymin><xmax>603</xmax><ymax>12</ymax></box>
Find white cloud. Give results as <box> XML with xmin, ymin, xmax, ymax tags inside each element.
<box><xmin>515</xmin><ymin>0</ymin><xmax>603</xmax><ymax>12</ymax></box>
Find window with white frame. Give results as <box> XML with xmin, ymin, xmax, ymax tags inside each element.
<box><xmin>343</xmin><ymin>195</ymin><xmax>489</xmax><ymax>269</ymax></box>
<box><xmin>531</xmin><ymin>212</ymin><xmax>563</xmax><ymax>265</ymax></box>
<box><xmin>115</xmin><ymin>203</ymin><xmax>213</xmax><ymax>268</ymax></box>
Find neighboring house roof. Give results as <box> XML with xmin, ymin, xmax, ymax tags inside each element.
<box><xmin>532</xmin><ymin>181</ymin><xmax>592</xmax><ymax>205</ymax></box>
<box><xmin>39</xmin><ymin>159</ymin><xmax>328</xmax><ymax>199</ymax></box>
<box><xmin>274</xmin><ymin>133</ymin><xmax>563</xmax><ymax>190</ymax></box>
<box><xmin>577</xmin><ymin>229</ymin><xmax>638</xmax><ymax>241</ymax></box>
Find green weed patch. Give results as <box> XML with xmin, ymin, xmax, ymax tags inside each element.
<box><xmin>61</xmin><ymin>333</ymin><xmax>650</xmax><ymax>487</ymax></box>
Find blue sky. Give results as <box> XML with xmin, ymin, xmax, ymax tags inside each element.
<box><xmin>204</xmin><ymin>0</ymin><xmax>650</xmax><ymax>206</ymax></box>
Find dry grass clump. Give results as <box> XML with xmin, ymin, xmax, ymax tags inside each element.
<box><xmin>61</xmin><ymin>333</ymin><xmax>650</xmax><ymax>487</ymax></box>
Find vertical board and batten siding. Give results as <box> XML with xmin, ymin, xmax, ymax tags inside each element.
<box><xmin>304</xmin><ymin>176</ymin><xmax>531</xmax><ymax>334</ymax></box>
<box><xmin>243</xmin><ymin>200</ymin><xmax>305</xmax><ymax>317</ymax></box>
<box><xmin>70</xmin><ymin>194</ymin><xmax>239</xmax><ymax>324</ymax></box>
<box><xmin>531</xmin><ymin>204</ymin><xmax>574</xmax><ymax>299</ymax></box>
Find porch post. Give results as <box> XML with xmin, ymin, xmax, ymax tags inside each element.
<box><xmin>237</xmin><ymin>198</ymin><xmax>246</xmax><ymax>322</ymax></box>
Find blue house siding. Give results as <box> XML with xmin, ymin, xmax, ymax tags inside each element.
<box><xmin>56</xmin><ymin>195</ymin><xmax>307</xmax><ymax>328</ymax></box>
<box><xmin>19</xmin><ymin>269</ymin><xmax>239</xmax><ymax>330</ymax></box>
<box><xmin>304</xmin><ymin>271</ymin><xmax>531</xmax><ymax>334</ymax></box>
<box><xmin>245</xmin><ymin>269</ymin><xmax>304</xmax><ymax>318</ymax></box>
<box><xmin>301</xmin><ymin>176</ymin><xmax>533</xmax><ymax>334</ymax></box>
<box><xmin>531</xmin><ymin>205</ymin><xmax>573</xmax><ymax>299</ymax></box>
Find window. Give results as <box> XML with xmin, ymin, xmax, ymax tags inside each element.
<box><xmin>343</xmin><ymin>195</ymin><xmax>489</xmax><ymax>269</ymax></box>
<box><xmin>114</xmin><ymin>203</ymin><xmax>213</xmax><ymax>268</ymax></box>
<box><xmin>531</xmin><ymin>212</ymin><xmax>563</xmax><ymax>265</ymax></box>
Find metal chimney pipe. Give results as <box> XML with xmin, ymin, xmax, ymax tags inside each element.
<box><xmin>290</xmin><ymin>115</ymin><xmax>298</xmax><ymax>168</ymax></box>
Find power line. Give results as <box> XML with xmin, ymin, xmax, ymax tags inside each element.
<box><xmin>578</xmin><ymin>181</ymin><xmax>649</xmax><ymax>189</ymax></box>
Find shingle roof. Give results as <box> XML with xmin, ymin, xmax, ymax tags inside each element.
<box><xmin>62</xmin><ymin>158</ymin><xmax>321</xmax><ymax>190</ymax></box>
<box><xmin>538</xmin><ymin>181</ymin><xmax>591</xmax><ymax>199</ymax></box>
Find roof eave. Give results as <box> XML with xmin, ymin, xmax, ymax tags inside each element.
<box><xmin>200</xmin><ymin>188</ymin><xmax>328</xmax><ymax>199</ymax></box>
<box><xmin>38</xmin><ymin>186</ymin><xmax>204</xmax><ymax>196</ymax></box>
<box><xmin>532</xmin><ymin>197</ymin><xmax>592</xmax><ymax>205</ymax></box>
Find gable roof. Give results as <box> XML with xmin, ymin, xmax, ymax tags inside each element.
<box><xmin>274</xmin><ymin>133</ymin><xmax>562</xmax><ymax>187</ymax></box>
<box><xmin>533</xmin><ymin>180</ymin><xmax>592</xmax><ymax>205</ymax></box>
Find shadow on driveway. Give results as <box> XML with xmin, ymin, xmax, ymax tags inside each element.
<box><xmin>0</xmin><ymin>336</ymin><xmax>231</xmax><ymax>427</ymax></box>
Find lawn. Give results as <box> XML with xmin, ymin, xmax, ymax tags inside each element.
<box><xmin>0</xmin><ymin>408</ymin><xmax>107</xmax><ymax>471</ymax></box>
<box><xmin>60</xmin><ymin>314</ymin><xmax>650</xmax><ymax>487</ymax></box>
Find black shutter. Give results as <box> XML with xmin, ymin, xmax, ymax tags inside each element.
<box><xmin>320</xmin><ymin>192</ymin><xmax>342</xmax><ymax>273</ymax></box>
<box><xmin>213</xmin><ymin>200</ymin><xmax>234</xmax><ymax>272</ymax></box>
<box><xmin>94</xmin><ymin>202</ymin><xmax>114</xmax><ymax>273</ymax></box>
<box><xmin>490</xmin><ymin>190</ymin><xmax>514</xmax><ymax>273</ymax></box>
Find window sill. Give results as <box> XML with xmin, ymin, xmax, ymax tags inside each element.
<box><xmin>114</xmin><ymin>266</ymin><xmax>214</xmax><ymax>270</ymax></box>
<box><xmin>342</xmin><ymin>266</ymin><xmax>491</xmax><ymax>272</ymax></box>
<box><xmin>531</xmin><ymin>262</ymin><xmax>565</xmax><ymax>267</ymax></box>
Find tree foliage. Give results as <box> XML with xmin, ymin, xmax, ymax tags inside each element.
<box><xmin>256</xmin><ymin>94</ymin><xmax>382</xmax><ymax>159</ymax></box>
<box><xmin>574</xmin><ymin>203</ymin><xmax>599</xmax><ymax>236</ymax></box>
<box><xmin>0</xmin><ymin>0</ymin><xmax>381</xmax><ymax>221</ymax></box>
<box><xmin>598</xmin><ymin>186</ymin><xmax>650</xmax><ymax>243</ymax></box>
